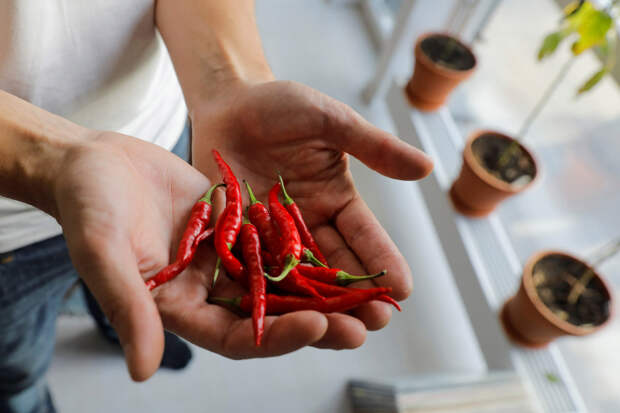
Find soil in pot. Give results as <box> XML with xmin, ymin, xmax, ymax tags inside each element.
<box><xmin>532</xmin><ymin>254</ymin><xmax>610</xmax><ymax>328</ymax></box>
<box><xmin>472</xmin><ymin>134</ymin><xmax>536</xmax><ymax>187</ymax></box>
<box><xmin>420</xmin><ymin>35</ymin><xmax>476</xmax><ymax>72</ymax></box>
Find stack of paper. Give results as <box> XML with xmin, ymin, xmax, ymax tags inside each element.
<box><xmin>348</xmin><ymin>372</ymin><xmax>539</xmax><ymax>413</ymax></box>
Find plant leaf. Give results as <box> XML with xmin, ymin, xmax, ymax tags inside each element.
<box><xmin>568</xmin><ymin>3</ymin><xmax>612</xmax><ymax>55</ymax></box>
<box><xmin>538</xmin><ymin>31</ymin><xmax>566</xmax><ymax>60</ymax></box>
<box><xmin>577</xmin><ymin>68</ymin><xmax>607</xmax><ymax>94</ymax></box>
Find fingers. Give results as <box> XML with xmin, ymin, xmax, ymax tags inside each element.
<box><xmin>74</xmin><ymin>242</ymin><xmax>165</xmax><ymax>381</ymax></box>
<box><xmin>311</xmin><ymin>313</ymin><xmax>366</xmax><ymax>349</ymax></box>
<box><xmin>334</xmin><ymin>195</ymin><xmax>413</xmax><ymax>301</ymax></box>
<box><xmin>165</xmin><ymin>303</ymin><xmax>328</xmax><ymax>358</ymax></box>
<box><xmin>313</xmin><ymin>224</ymin><xmax>393</xmax><ymax>329</ymax></box>
<box><xmin>329</xmin><ymin>105</ymin><xmax>433</xmax><ymax>180</ymax></box>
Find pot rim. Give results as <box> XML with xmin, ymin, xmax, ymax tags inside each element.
<box><xmin>522</xmin><ymin>250</ymin><xmax>614</xmax><ymax>336</ymax></box>
<box><xmin>463</xmin><ymin>130</ymin><xmax>539</xmax><ymax>194</ymax></box>
<box><xmin>414</xmin><ymin>32</ymin><xmax>477</xmax><ymax>79</ymax></box>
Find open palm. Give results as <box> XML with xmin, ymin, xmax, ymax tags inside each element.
<box><xmin>188</xmin><ymin>81</ymin><xmax>433</xmax><ymax>351</ymax></box>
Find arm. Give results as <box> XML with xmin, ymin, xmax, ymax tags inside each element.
<box><xmin>155</xmin><ymin>0</ymin><xmax>273</xmax><ymax>109</ymax></box>
<box><xmin>156</xmin><ymin>1</ymin><xmax>434</xmax><ymax>350</ymax></box>
<box><xmin>0</xmin><ymin>90</ymin><xmax>85</xmax><ymax>216</ymax></box>
<box><xmin>0</xmin><ymin>89</ymin><xmax>213</xmax><ymax>381</ymax></box>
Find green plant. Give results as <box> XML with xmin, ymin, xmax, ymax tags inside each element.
<box><xmin>494</xmin><ymin>1</ymin><xmax>618</xmax><ymax>173</ymax></box>
<box><xmin>538</xmin><ymin>0</ymin><xmax>618</xmax><ymax>94</ymax></box>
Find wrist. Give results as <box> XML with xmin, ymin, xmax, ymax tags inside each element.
<box><xmin>15</xmin><ymin>126</ymin><xmax>91</xmax><ymax>219</ymax></box>
<box><xmin>185</xmin><ymin>59</ymin><xmax>275</xmax><ymax>114</ymax></box>
<box><xmin>0</xmin><ymin>91</ymin><xmax>92</xmax><ymax>217</ymax></box>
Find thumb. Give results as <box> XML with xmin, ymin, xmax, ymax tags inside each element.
<box><xmin>331</xmin><ymin>106</ymin><xmax>434</xmax><ymax>180</ymax></box>
<box><xmin>75</xmin><ymin>242</ymin><xmax>165</xmax><ymax>381</ymax></box>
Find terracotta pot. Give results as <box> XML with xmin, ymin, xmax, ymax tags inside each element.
<box><xmin>405</xmin><ymin>32</ymin><xmax>476</xmax><ymax>111</ymax></box>
<box><xmin>449</xmin><ymin>130</ymin><xmax>538</xmax><ymax>218</ymax></box>
<box><xmin>500</xmin><ymin>251</ymin><xmax>613</xmax><ymax>348</ymax></box>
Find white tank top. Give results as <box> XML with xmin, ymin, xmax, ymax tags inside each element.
<box><xmin>0</xmin><ymin>0</ymin><xmax>187</xmax><ymax>252</ymax></box>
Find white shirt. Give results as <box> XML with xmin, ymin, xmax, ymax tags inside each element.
<box><xmin>0</xmin><ymin>0</ymin><xmax>186</xmax><ymax>252</ymax></box>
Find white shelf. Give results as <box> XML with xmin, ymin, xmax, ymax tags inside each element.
<box><xmin>386</xmin><ymin>79</ymin><xmax>587</xmax><ymax>413</ymax></box>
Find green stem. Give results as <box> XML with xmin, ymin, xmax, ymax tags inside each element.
<box><xmin>303</xmin><ymin>249</ymin><xmax>327</xmax><ymax>268</ymax></box>
<box><xmin>567</xmin><ymin>238</ymin><xmax>620</xmax><ymax>304</ymax></box>
<box><xmin>336</xmin><ymin>270</ymin><xmax>387</xmax><ymax>286</ymax></box>
<box><xmin>495</xmin><ymin>140</ymin><xmax>522</xmax><ymax>171</ymax></box>
<box><xmin>199</xmin><ymin>183</ymin><xmax>225</xmax><ymax>204</ymax></box>
<box><xmin>518</xmin><ymin>58</ymin><xmax>574</xmax><ymax>139</ymax></box>
<box><xmin>208</xmin><ymin>296</ymin><xmax>241</xmax><ymax>307</ymax></box>
<box><xmin>212</xmin><ymin>256</ymin><xmax>222</xmax><ymax>288</ymax></box>
<box><xmin>212</xmin><ymin>242</ymin><xmax>232</xmax><ymax>288</ymax></box>
<box><xmin>244</xmin><ymin>180</ymin><xmax>260</xmax><ymax>205</ymax></box>
<box><xmin>265</xmin><ymin>254</ymin><xmax>299</xmax><ymax>282</ymax></box>
<box><xmin>278</xmin><ymin>174</ymin><xmax>294</xmax><ymax>206</ymax></box>
<box><xmin>440</xmin><ymin>37</ymin><xmax>458</xmax><ymax>62</ymax></box>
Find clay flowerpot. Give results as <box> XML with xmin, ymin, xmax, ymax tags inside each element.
<box><xmin>405</xmin><ymin>32</ymin><xmax>476</xmax><ymax>111</ymax></box>
<box><xmin>501</xmin><ymin>251</ymin><xmax>613</xmax><ymax>348</ymax></box>
<box><xmin>449</xmin><ymin>130</ymin><xmax>538</xmax><ymax>218</ymax></box>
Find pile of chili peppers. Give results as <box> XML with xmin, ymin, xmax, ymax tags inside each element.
<box><xmin>144</xmin><ymin>150</ymin><xmax>400</xmax><ymax>346</ymax></box>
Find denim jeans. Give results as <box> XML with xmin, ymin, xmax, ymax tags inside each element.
<box><xmin>0</xmin><ymin>124</ymin><xmax>190</xmax><ymax>413</ymax></box>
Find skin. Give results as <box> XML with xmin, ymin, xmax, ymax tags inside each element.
<box><xmin>0</xmin><ymin>0</ymin><xmax>433</xmax><ymax>383</ymax></box>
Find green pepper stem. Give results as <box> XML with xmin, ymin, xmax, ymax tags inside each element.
<box><xmin>208</xmin><ymin>296</ymin><xmax>241</xmax><ymax>307</ymax></box>
<box><xmin>242</xmin><ymin>216</ymin><xmax>251</xmax><ymax>225</ymax></box>
<box><xmin>264</xmin><ymin>255</ymin><xmax>299</xmax><ymax>282</ymax></box>
<box><xmin>200</xmin><ymin>183</ymin><xmax>225</xmax><ymax>204</ymax></box>
<box><xmin>303</xmin><ymin>249</ymin><xmax>327</xmax><ymax>267</ymax></box>
<box><xmin>244</xmin><ymin>180</ymin><xmax>260</xmax><ymax>205</ymax></box>
<box><xmin>278</xmin><ymin>174</ymin><xmax>294</xmax><ymax>206</ymax></box>
<box><xmin>336</xmin><ymin>270</ymin><xmax>387</xmax><ymax>286</ymax></box>
<box><xmin>212</xmin><ymin>256</ymin><xmax>222</xmax><ymax>288</ymax></box>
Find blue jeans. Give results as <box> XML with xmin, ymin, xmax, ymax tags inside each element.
<box><xmin>0</xmin><ymin>125</ymin><xmax>190</xmax><ymax>413</ymax></box>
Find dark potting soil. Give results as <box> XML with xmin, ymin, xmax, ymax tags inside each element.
<box><xmin>532</xmin><ymin>254</ymin><xmax>610</xmax><ymax>328</ymax></box>
<box><xmin>421</xmin><ymin>35</ymin><xmax>475</xmax><ymax>71</ymax></box>
<box><xmin>471</xmin><ymin>133</ymin><xmax>536</xmax><ymax>186</ymax></box>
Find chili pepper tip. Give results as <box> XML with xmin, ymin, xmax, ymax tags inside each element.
<box><xmin>278</xmin><ymin>174</ymin><xmax>294</xmax><ymax>206</ymax></box>
<box><xmin>303</xmin><ymin>249</ymin><xmax>327</xmax><ymax>268</ymax></box>
<box><xmin>379</xmin><ymin>295</ymin><xmax>402</xmax><ymax>312</ymax></box>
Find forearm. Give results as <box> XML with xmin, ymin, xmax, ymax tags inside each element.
<box><xmin>0</xmin><ymin>90</ymin><xmax>88</xmax><ymax>216</ymax></box>
<box><xmin>155</xmin><ymin>0</ymin><xmax>274</xmax><ymax>111</ymax></box>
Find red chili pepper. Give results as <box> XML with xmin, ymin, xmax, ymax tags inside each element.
<box><xmin>213</xmin><ymin>205</ymin><xmax>246</xmax><ymax>284</ymax></box>
<box><xmin>245</xmin><ymin>180</ymin><xmax>281</xmax><ymax>254</ymax></box>
<box><xmin>261</xmin><ymin>250</ymin><xmax>277</xmax><ymax>267</ymax></box>
<box><xmin>266</xmin><ymin>266</ymin><xmax>323</xmax><ymax>299</ymax></box>
<box><xmin>278</xmin><ymin>175</ymin><xmax>327</xmax><ymax>266</ymax></box>
<box><xmin>268</xmin><ymin>181</ymin><xmax>302</xmax><ymax>281</ymax></box>
<box><xmin>145</xmin><ymin>184</ymin><xmax>221</xmax><ymax>290</ymax></box>
<box><xmin>246</xmin><ymin>181</ymin><xmax>323</xmax><ymax>272</ymax></box>
<box><xmin>297</xmin><ymin>265</ymin><xmax>386</xmax><ymax>286</ymax></box>
<box><xmin>304</xmin><ymin>277</ymin><xmax>402</xmax><ymax>311</ymax></box>
<box><xmin>240</xmin><ymin>218</ymin><xmax>266</xmax><ymax>346</ymax></box>
<box><xmin>212</xmin><ymin>150</ymin><xmax>244</xmax><ymax>285</ymax></box>
<box><xmin>210</xmin><ymin>287</ymin><xmax>391</xmax><ymax>315</ymax></box>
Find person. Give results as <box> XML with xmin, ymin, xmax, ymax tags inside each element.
<box><xmin>0</xmin><ymin>1</ymin><xmax>433</xmax><ymax>412</ymax></box>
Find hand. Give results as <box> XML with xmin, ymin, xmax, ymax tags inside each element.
<box><xmin>55</xmin><ymin>130</ymin><xmax>336</xmax><ymax>381</ymax></box>
<box><xmin>187</xmin><ymin>80</ymin><xmax>433</xmax><ymax>350</ymax></box>
<box><xmin>53</xmin><ymin>132</ymin><xmax>212</xmax><ymax>380</ymax></box>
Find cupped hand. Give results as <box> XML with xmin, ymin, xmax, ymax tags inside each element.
<box><xmin>53</xmin><ymin>131</ymin><xmax>333</xmax><ymax>382</ymax></box>
<box><xmin>189</xmin><ymin>80</ymin><xmax>433</xmax><ymax>350</ymax></box>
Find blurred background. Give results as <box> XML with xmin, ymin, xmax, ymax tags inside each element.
<box><xmin>49</xmin><ymin>1</ymin><xmax>620</xmax><ymax>412</ymax></box>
